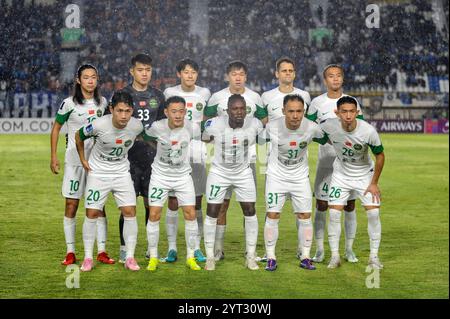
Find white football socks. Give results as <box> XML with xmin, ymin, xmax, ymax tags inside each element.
<box><xmin>165</xmin><ymin>209</ymin><xmax>178</xmax><ymax>252</ymax></box>
<box><xmin>185</xmin><ymin>219</ymin><xmax>199</xmax><ymax>259</ymax></box>
<box><xmin>195</xmin><ymin>209</ymin><xmax>203</xmax><ymax>250</ymax></box>
<box><xmin>328</xmin><ymin>209</ymin><xmax>342</xmax><ymax>257</ymax></box>
<box><xmin>123</xmin><ymin>216</ymin><xmax>137</xmax><ymax>259</ymax></box>
<box><xmin>244</xmin><ymin>215</ymin><xmax>258</xmax><ymax>258</ymax></box>
<box><xmin>204</xmin><ymin>215</ymin><xmax>217</xmax><ymax>259</ymax></box>
<box><xmin>314</xmin><ymin>209</ymin><xmax>327</xmax><ymax>252</ymax></box>
<box><xmin>214</xmin><ymin>224</ymin><xmax>226</xmax><ymax>253</ymax></box>
<box><xmin>146</xmin><ymin>220</ymin><xmax>160</xmax><ymax>258</ymax></box>
<box><xmin>367</xmin><ymin>209</ymin><xmax>381</xmax><ymax>258</ymax></box>
<box><xmin>344</xmin><ymin>209</ymin><xmax>357</xmax><ymax>252</ymax></box>
<box><xmin>264</xmin><ymin>217</ymin><xmax>279</xmax><ymax>260</ymax></box>
<box><xmin>96</xmin><ymin>216</ymin><xmax>107</xmax><ymax>253</ymax></box>
<box><xmin>82</xmin><ymin>217</ymin><xmax>97</xmax><ymax>260</ymax></box>
<box><xmin>63</xmin><ymin>216</ymin><xmax>76</xmax><ymax>254</ymax></box>
<box><xmin>298</xmin><ymin>218</ymin><xmax>313</xmax><ymax>260</ymax></box>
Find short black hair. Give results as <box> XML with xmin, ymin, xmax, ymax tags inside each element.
<box><xmin>165</xmin><ymin>96</ymin><xmax>186</xmax><ymax>108</ymax></box>
<box><xmin>176</xmin><ymin>58</ymin><xmax>199</xmax><ymax>72</ymax></box>
<box><xmin>226</xmin><ymin>60</ymin><xmax>248</xmax><ymax>74</ymax></box>
<box><xmin>336</xmin><ymin>96</ymin><xmax>358</xmax><ymax>109</ymax></box>
<box><xmin>283</xmin><ymin>94</ymin><xmax>305</xmax><ymax>108</ymax></box>
<box><xmin>110</xmin><ymin>90</ymin><xmax>134</xmax><ymax>108</ymax></box>
<box><xmin>323</xmin><ymin>64</ymin><xmax>344</xmax><ymax>78</ymax></box>
<box><xmin>276</xmin><ymin>57</ymin><xmax>295</xmax><ymax>71</ymax></box>
<box><xmin>131</xmin><ymin>53</ymin><xmax>152</xmax><ymax>67</ymax></box>
<box><xmin>227</xmin><ymin>94</ymin><xmax>246</xmax><ymax>108</ymax></box>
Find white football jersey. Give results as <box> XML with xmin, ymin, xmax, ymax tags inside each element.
<box><xmin>164</xmin><ymin>84</ymin><xmax>211</xmax><ymax>163</ymax></box>
<box><xmin>145</xmin><ymin>119</ymin><xmax>198</xmax><ymax>178</ymax></box>
<box><xmin>164</xmin><ymin>85</ymin><xmax>211</xmax><ymax>124</ymax></box>
<box><xmin>320</xmin><ymin>118</ymin><xmax>383</xmax><ymax>178</ymax></box>
<box><xmin>55</xmin><ymin>97</ymin><xmax>107</xmax><ymax>166</ymax></box>
<box><xmin>205</xmin><ymin>87</ymin><xmax>266</xmax><ymax>162</ymax></box>
<box><xmin>79</xmin><ymin>115</ymin><xmax>144</xmax><ymax>176</ymax></box>
<box><xmin>262</xmin><ymin>117</ymin><xmax>326</xmax><ymax>182</ymax></box>
<box><xmin>203</xmin><ymin>116</ymin><xmax>264</xmax><ymax>174</ymax></box>
<box><xmin>262</xmin><ymin>86</ymin><xmax>311</xmax><ymax>122</ymax></box>
<box><xmin>307</xmin><ymin>93</ymin><xmax>363</xmax><ymax>168</ymax></box>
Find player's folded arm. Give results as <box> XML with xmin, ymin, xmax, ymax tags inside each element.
<box><xmin>313</xmin><ymin>132</ymin><xmax>329</xmax><ymax>145</ymax></box>
<box><xmin>203</xmin><ymin>104</ymin><xmax>218</xmax><ymax>118</ymax></box>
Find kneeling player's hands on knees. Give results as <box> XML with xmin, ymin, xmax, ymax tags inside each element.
<box><xmin>364</xmin><ymin>184</ymin><xmax>381</xmax><ymax>204</ymax></box>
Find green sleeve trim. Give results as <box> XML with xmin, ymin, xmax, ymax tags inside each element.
<box><xmin>55</xmin><ymin>110</ymin><xmax>73</xmax><ymax>124</ymax></box>
<box><xmin>204</xmin><ymin>104</ymin><xmax>218</xmax><ymax>117</ymax></box>
<box><xmin>254</xmin><ymin>104</ymin><xmax>268</xmax><ymax>120</ymax></box>
<box><xmin>369</xmin><ymin>143</ymin><xmax>384</xmax><ymax>155</ymax></box>
<box><xmin>313</xmin><ymin>133</ymin><xmax>329</xmax><ymax>145</ymax></box>
<box><xmin>78</xmin><ymin>127</ymin><xmax>89</xmax><ymax>141</ymax></box>
<box><xmin>306</xmin><ymin>111</ymin><xmax>318</xmax><ymax>122</ymax></box>
<box><xmin>357</xmin><ymin>114</ymin><xmax>365</xmax><ymax>120</ymax></box>
<box><xmin>142</xmin><ymin>131</ymin><xmax>158</xmax><ymax>142</ymax></box>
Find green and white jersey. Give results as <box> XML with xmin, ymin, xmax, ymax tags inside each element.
<box><xmin>262</xmin><ymin>117</ymin><xmax>327</xmax><ymax>182</ymax></box>
<box><xmin>262</xmin><ymin>86</ymin><xmax>311</xmax><ymax>122</ymax></box>
<box><xmin>204</xmin><ymin>87</ymin><xmax>266</xmax><ymax>162</ymax></box>
<box><xmin>320</xmin><ymin>118</ymin><xmax>383</xmax><ymax>179</ymax></box>
<box><xmin>204</xmin><ymin>87</ymin><xmax>267</xmax><ymax>119</ymax></box>
<box><xmin>306</xmin><ymin>93</ymin><xmax>363</xmax><ymax>168</ymax></box>
<box><xmin>55</xmin><ymin>97</ymin><xmax>107</xmax><ymax>166</ymax></box>
<box><xmin>164</xmin><ymin>85</ymin><xmax>211</xmax><ymax>124</ymax></box>
<box><xmin>203</xmin><ymin>116</ymin><xmax>264</xmax><ymax>175</ymax></box>
<box><xmin>144</xmin><ymin>119</ymin><xmax>198</xmax><ymax>178</ymax></box>
<box><xmin>79</xmin><ymin>115</ymin><xmax>144</xmax><ymax>176</ymax></box>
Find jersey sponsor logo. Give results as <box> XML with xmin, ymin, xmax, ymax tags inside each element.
<box><xmin>299</xmin><ymin>141</ymin><xmax>307</xmax><ymax>149</ymax></box>
<box><xmin>354</xmin><ymin>144</ymin><xmax>362</xmax><ymax>150</ymax></box>
<box><xmin>124</xmin><ymin>140</ymin><xmax>132</xmax><ymax>147</ymax></box>
<box><xmin>289</xmin><ymin>141</ymin><xmax>297</xmax><ymax>147</ymax></box>
<box><xmin>139</xmin><ymin>101</ymin><xmax>146</xmax><ymax>107</ymax></box>
<box><xmin>196</xmin><ymin>102</ymin><xmax>203</xmax><ymax>111</ymax></box>
<box><xmin>86</xmin><ymin>124</ymin><xmax>93</xmax><ymax>133</ymax></box>
<box><xmin>116</xmin><ymin>139</ymin><xmax>123</xmax><ymax>144</ymax></box>
<box><xmin>88</xmin><ymin>109</ymin><xmax>95</xmax><ymax>115</ymax></box>
<box><xmin>97</xmin><ymin>109</ymin><xmax>103</xmax><ymax>117</ymax></box>
<box><xmin>149</xmin><ymin>98</ymin><xmax>158</xmax><ymax>109</ymax></box>
<box><xmin>187</xmin><ymin>102</ymin><xmax>193</xmax><ymax>108</ymax></box>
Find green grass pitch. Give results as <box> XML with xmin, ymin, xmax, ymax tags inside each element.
<box><xmin>0</xmin><ymin>134</ymin><xmax>448</xmax><ymax>298</ymax></box>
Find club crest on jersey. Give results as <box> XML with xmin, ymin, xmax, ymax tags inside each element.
<box><xmin>354</xmin><ymin>144</ymin><xmax>363</xmax><ymax>150</ymax></box>
<box><xmin>243</xmin><ymin>139</ymin><xmax>249</xmax><ymax>147</ymax></box>
<box><xmin>97</xmin><ymin>109</ymin><xmax>103</xmax><ymax>117</ymax></box>
<box><xmin>149</xmin><ymin>98</ymin><xmax>158</xmax><ymax>109</ymax></box>
<box><xmin>124</xmin><ymin>140</ymin><xmax>132</xmax><ymax>147</ymax></box>
<box><xmin>246</xmin><ymin>106</ymin><xmax>251</xmax><ymax>114</ymax></box>
<box><xmin>299</xmin><ymin>141</ymin><xmax>307</xmax><ymax>149</ymax></box>
<box><xmin>181</xmin><ymin>141</ymin><xmax>189</xmax><ymax>148</ymax></box>
<box><xmin>196</xmin><ymin>103</ymin><xmax>203</xmax><ymax>111</ymax></box>
<box><xmin>115</xmin><ymin>139</ymin><xmax>123</xmax><ymax>144</ymax></box>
